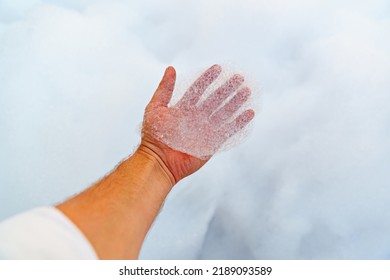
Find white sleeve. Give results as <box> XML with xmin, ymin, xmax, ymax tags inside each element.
<box><xmin>0</xmin><ymin>207</ymin><xmax>98</xmax><ymax>260</ymax></box>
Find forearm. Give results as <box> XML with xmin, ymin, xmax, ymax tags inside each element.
<box><xmin>57</xmin><ymin>147</ymin><xmax>175</xmax><ymax>259</ymax></box>
<box><xmin>55</xmin><ymin>64</ymin><xmax>252</xmax><ymax>260</ymax></box>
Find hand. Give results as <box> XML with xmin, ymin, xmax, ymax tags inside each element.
<box><xmin>140</xmin><ymin>64</ymin><xmax>255</xmax><ymax>184</ymax></box>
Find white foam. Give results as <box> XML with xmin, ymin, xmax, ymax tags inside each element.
<box><xmin>147</xmin><ymin>65</ymin><xmax>258</xmax><ymax>159</ymax></box>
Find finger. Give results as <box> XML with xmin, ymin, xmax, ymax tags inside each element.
<box><xmin>210</xmin><ymin>87</ymin><xmax>251</xmax><ymax>124</ymax></box>
<box><xmin>198</xmin><ymin>74</ymin><xmax>244</xmax><ymax>116</ymax></box>
<box><xmin>148</xmin><ymin>66</ymin><xmax>176</xmax><ymax>109</ymax></box>
<box><xmin>220</xmin><ymin>109</ymin><xmax>255</xmax><ymax>141</ymax></box>
<box><xmin>175</xmin><ymin>64</ymin><xmax>222</xmax><ymax>109</ymax></box>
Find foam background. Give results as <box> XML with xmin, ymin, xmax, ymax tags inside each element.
<box><xmin>1</xmin><ymin>0</ymin><xmax>390</xmax><ymax>259</ymax></box>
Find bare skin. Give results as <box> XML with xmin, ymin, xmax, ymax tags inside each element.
<box><xmin>57</xmin><ymin>65</ymin><xmax>254</xmax><ymax>259</ymax></box>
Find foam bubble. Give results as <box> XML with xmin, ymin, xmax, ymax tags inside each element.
<box><xmin>146</xmin><ymin>65</ymin><xmax>258</xmax><ymax>159</ymax></box>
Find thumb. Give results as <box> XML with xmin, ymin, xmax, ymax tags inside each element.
<box><xmin>148</xmin><ymin>66</ymin><xmax>176</xmax><ymax>108</ymax></box>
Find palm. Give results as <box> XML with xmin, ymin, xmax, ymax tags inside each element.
<box><xmin>142</xmin><ymin>107</ymin><xmax>208</xmax><ymax>181</ymax></box>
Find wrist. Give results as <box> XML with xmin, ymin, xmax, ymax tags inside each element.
<box><xmin>136</xmin><ymin>143</ymin><xmax>176</xmax><ymax>189</ymax></box>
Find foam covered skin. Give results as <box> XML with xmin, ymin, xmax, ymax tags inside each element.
<box><xmin>142</xmin><ymin>64</ymin><xmax>255</xmax><ymax>160</ymax></box>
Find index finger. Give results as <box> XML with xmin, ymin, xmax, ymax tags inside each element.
<box><xmin>175</xmin><ymin>64</ymin><xmax>222</xmax><ymax>109</ymax></box>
